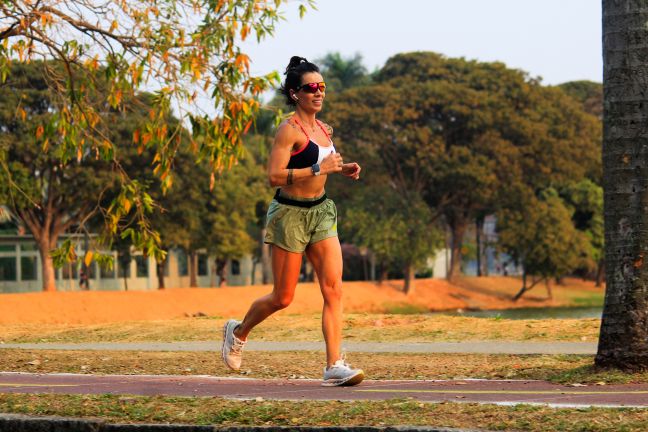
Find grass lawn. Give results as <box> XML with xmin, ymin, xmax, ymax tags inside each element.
<box><xmin>0</xmin><ymin>313</ymin><xmax>602</xmax><ymax>344</ymax></box>
<box><xmin>1</xmin><ymin>393</ymin><xmax>648</xmax><ymax>431</ymax></box>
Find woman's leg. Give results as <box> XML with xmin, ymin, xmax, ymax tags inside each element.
<box><xmin>234</xmin><ymin>245</ymin><xmax>303</xmax><ymax>340</ymax></box>
<box><xmin>305</xmin><ymin>236</ymin><xmax>343</xmax><ymax>367</ymax></box>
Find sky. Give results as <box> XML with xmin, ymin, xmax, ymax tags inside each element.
<box><xmin>243</xmin><ymin>0</ymin><xmax>602</xmax><ymax>87</ymax></box>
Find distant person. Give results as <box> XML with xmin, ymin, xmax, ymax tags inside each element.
<box><xmin>79</xmin><ymin>268</ymin><xmax>89</xmax><ymax>290</ymax></box>
<box><xmin>221</xmin><ymin>56</ymin><xmax>364</xmax><ymax>386</ymax></box>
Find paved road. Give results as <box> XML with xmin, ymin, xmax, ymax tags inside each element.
<box><xmin>0</xmin><ymin>341</ymin><xmax>598</xmax><ymax>355</ymax></box>
<box><xmin>0</xmin><ymin>372</ymin><xmax>645</xmax><ymax>408</ymax></box>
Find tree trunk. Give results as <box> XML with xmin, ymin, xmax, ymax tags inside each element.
<box><xmin>378</xmin><ymin>264</ymin><xmax>388</xmax><ymax>285</ymax></box>
<box><xmin>545</xmin><ymin>278</ymin><xmax>553</xmax><ymax>300</ymax></box>
<box><xmin>117</xmin><ymin>250</ymin><xmax>130</xmax><ymax>291</ymax></box>
<box><xmin>37</xmin><ymin>238</ymin><xmax>57</xmax><ymax>292</ymax></box>
<box><xmin>476</xmin><ymin>217</ymin><xmax>484</xmax><ymax>277</ymax></box>
<box><xmin>512</xmin><ymin>268</ymin><xmax>546</xmax><ymax>302</ymax></box>
<box><xmin>23</xmin><ymin>207</ymin><xmax>61</xmax><ymax>292</ymax></box>
<box><xmin>522</xmin><ymin>268</ymin><xmax>527</xmax><ymax>290</ymax></box>
<box><xmin>261</xmin><ymin>228</ymin><xmax>272</xmax><ymax>284</ymax></box>
<box><xmin>156</xmin><ymin>259</ymin><xmax>166</xmax><ymax>290</ymax></box>
<box><xmin>216</xmin><ymin>258</ymin><xmax>228</xmax><ymax>287</ymax></box>
<box><xmin>597</xmin><ymin>0</ymin><xmax>648</xmax><ymax>369</ymax></box>
<box><xmin>189</xmin><ymin>251</ymin><xmax>198</xmax><ymax>288</ymax></box>
<box><xmin>363</xmin><ymin>253</ymin><xmax>369</xmax><ymax>281</ymax></box>
<box><xmin>251</xmin><ymin>258</ymin><xmax>257</xmax><ymax>285</ymax></box>
<box><xmin>447</xmin><ymin>220</ymin><xmax>467</xmax><ymax>282</ymax></box>
<box><xmin>210</xmin><ymin>261</ymin><xmax>217</xmax><ymax>288</ymax></box>
<box><xmin>403</xmin><ymin>264</ymin><xmax>415</xmax><ymax>295</ymax></box>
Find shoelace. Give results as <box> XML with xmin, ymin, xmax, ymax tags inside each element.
<box><xmin>231</xmin><ymin>336</ymin><xmax>246</xmax><ymax>354</ymax></box>
<box><xmin>340</xmin><ymin>349</ymin><xmax>350</xmax><ymax>367</ymax></box>
<box><xmin>326</xmin><ymin>350</ymin><xmax>353</xmax><ymax>371</ymax></box>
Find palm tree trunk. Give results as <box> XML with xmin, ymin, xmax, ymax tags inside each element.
<box><xmin>596</xmin><ymin>0</ymin><xmax>648</xmax><ymax>369</ymax></box>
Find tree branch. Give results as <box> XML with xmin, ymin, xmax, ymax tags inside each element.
<box><xmin>17</xmin><ymin>208</ymin><xmax>41</xmax><ymax>242</ymax></box>
<box><xmin>40</xmin><ymin>5</ymin><xmax>139</xmax><ymax>47</ymax></box>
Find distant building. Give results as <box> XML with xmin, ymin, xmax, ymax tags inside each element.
<box><xmin>461</xmin><ymin>215</ymin><xmax>522</xmax><ymax>276</ymax></box>
<box><xmin>0</xmin><ymin>234</ymin><xmax>261</xmax><ymax>293</ymax></box>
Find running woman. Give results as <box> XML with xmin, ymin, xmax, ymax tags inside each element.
<box><xmin>221</xmin><ymin>56</ymin><xmax>364</xmax><ymax>386</ymax></box>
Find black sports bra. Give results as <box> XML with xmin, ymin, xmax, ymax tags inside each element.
<box><xmin>287</xmin><ymin>119</ymin><xmax>336</xmax><ymax>169</ymax></box>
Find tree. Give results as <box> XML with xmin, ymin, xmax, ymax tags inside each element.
<box><xmin>0</xmin><ymin>0</ymin><xmax>313</xmax><ymax>263</ymax></box>
<box><xmin>197</xmin><ymin>145</ymin><xmax>271</xmax><ymax>287</ymax></box>
<box><xmin>561</xmin><ymin>179</ymin><xmax>605</xmax><ymax>286</ymax></box>
<box><xmin>0</xmin><ymin>61</ymin><xmax>116</xmax><ymax>291</ymax></box>
<box><xmin>341</xmin><ymin>180</ymin><xmax>443</xmax><ymax>294</ymax></box>
<box><xmin>317</xmin><ymin>52</ymin><xmax>370</xmax><ymax>91</ymax></box>
<box><xmin>327</xmin><ymin>52</ymin><xmax>601</xmax><ymax>282</ymax></box>
<box><xmin>596</xmin><ymin>1</ymin><xmax>648</xmax><ymax>370</ymax></box>
<box><xmin>558</xmin><ymin>80</ymin><xmax>603</xmax><ymax>119</ymax></box>
<box><xmin>119</xmin><ymin>139</ymin><xmax>204</xmax><ymax>290</ymax></box>
<box><xmin>497</xmin><ymin>188</ymin><xmax>590</xmax><ymax>300</ymax></box>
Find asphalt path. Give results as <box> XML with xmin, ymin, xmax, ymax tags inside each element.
<box><xmin>1</xmin><ymin>372</ymin><xmax>646</xmax><ymax>408</ymax></box>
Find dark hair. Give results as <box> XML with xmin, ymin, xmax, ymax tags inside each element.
<box><xmin>279</xmin><ymin>56</ymin><xmax>320</xmax><ymax>106</ymax></box>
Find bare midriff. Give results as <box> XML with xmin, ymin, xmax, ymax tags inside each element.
<box><xmin>281</xmin><ymin>174</ymin><xmax>327</xmax><ymax>198</ymax></box>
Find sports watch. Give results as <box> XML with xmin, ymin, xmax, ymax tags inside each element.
<box><xmin>311</xmin><ymin>163</ymin><xmax>321</xmax><ymax>176</ymax></box>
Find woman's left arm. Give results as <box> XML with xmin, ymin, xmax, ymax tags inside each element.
<box><xmin>321</xmin><ymin>121</ymin><xmax>361</xmax><ymax>180</ymax></box>
<box><xmin>341</xmin><ymin>162</ymin><xmax>361</xmax><ymax>180</ymax></box>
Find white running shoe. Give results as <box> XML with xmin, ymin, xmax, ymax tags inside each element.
<box><xmin>322</xmin><ymin>359</ymin><xmax>365</xmax><ymax>387</ymax></box>
<box><xmin>221</xmin><ymin>319</ymin><xmax>246</xmax><ymax>371</ymax></box>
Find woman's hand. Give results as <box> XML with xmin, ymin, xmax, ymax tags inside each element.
<box><xmin>320</xmin><ymin>152</ymin><xmax>344</xmax><ymax>175</ymax></box>
<box><xmin>341</xmin><ymin>162</ymin><xmax>361</xmax><ymax>180</ymax></box>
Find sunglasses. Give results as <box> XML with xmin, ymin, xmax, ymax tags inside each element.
<box><xmin>297</xmin><ymin>81</ymin><xmax>326</xmax><ymax>94</ymax></box>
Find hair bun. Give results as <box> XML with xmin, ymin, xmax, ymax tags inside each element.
<box><xmin>285</xmin><ymin>56</ymin><xmax>307</xmax><ymax>74</ymax></box>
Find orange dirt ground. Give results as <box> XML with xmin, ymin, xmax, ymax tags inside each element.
<box><xmin>0</xmin><ymin>277</ymin><xmax>603</xmax><ymax>325</ymax></box>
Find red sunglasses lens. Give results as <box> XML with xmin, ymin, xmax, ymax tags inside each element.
<box><xmin>301</xmin><ymin>82</ymin><xmax>325</xmax><ymax>93</ymax></box>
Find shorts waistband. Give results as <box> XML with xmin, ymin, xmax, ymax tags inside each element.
<box><xmin>274</xmin><ymin>189</ymin><xmax>327</xmax><ymax>208</ymax></box>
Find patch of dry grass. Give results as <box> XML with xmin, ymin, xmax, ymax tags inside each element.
<box><xmin>0</xmin><ymin>313</ymin><xmax>602</xmax><ymax>344</ymax></box>
<box><xmin>1</xmin><ymin>393</ymin><xmax>647</xmax><ymax>431</ymax></box>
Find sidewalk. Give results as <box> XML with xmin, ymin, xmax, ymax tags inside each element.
<box><xmin>0</xmin><ymin>341</ymin><xmax>598</xmax><ymax>355</ymax></box>
<box><xmin>1</xmin><ymin>372</ymin><xmax>645</xmax><ymax>408</ymax></box>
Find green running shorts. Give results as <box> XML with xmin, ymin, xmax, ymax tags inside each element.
<box><xmin>264</xmin><ymin>190</ymin><xmax>338</xmax><ymax>253</ymax></box>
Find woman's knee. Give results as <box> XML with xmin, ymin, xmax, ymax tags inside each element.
<box><xmin>321</xmin><ymin>280</ymin><xmax>343</xmax><ymax>303</ymax></box>
<box><xmin>271</xmin><ymin>293</ymin><xmax>294</xmax><ymax>310</ymax></box>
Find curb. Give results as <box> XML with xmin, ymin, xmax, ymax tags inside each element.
<box><xmin>0</xmin><ymin>414</ymin><xmax>486</xmax><ymax>432</ymax></box>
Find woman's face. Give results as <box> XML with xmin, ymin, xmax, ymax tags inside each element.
<box><xmin>295</xmin><ymin>71</ymin><xmax>325</xmax><ymax>112</ymax></box>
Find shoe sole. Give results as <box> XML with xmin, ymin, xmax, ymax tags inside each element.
<box><xmin>221</xmin><ymin>320</ymin><xmax>240</xmax><ymax>371</ymax></box>
<box><xmin>321</xmin><ymin>370</ymin><xmax>365</xmax><ymax>387</ymax></box>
